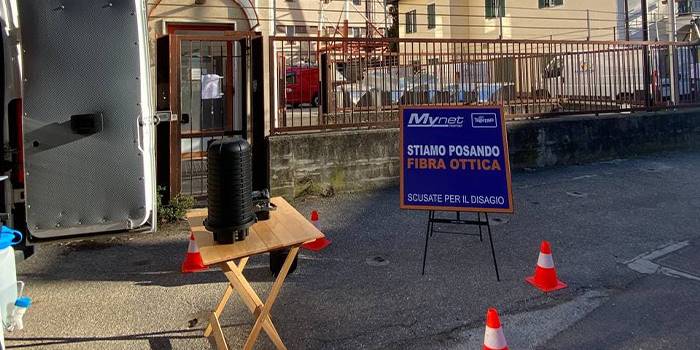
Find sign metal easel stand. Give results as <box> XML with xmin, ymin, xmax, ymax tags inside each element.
<box><xmin>421</xmin><ymin>210</ymin><xmax>500</xmax><ymax>281</ymax></box>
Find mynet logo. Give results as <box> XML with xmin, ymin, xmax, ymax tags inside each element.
<box><xmin>407</xmin><ymin>113</ymin><xmax>465</xmax><ymax>128</ymax></box>
<box><xmin>471</xmin><ymin>113</ymin><xmax>498</xmax><ymax>128</ymax></box>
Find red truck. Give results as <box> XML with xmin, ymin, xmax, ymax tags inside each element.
<box><xmin>285</xmin><ymin>67</ymin><xmax>320</xmax><ymax>107</ymax></box>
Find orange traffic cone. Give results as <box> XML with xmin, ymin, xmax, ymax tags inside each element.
<box><xmin>302</xmin><ymin>210</ymin><xmax>331</xmax><ymax>252</ymax></box>
<box><xmin>182</xmin><ymin>232</ymin><xmax>207</xmax><ymax>273</ymax></box>
<box><xmin>525</xmin><ymin>240</ymin><xmax>567</xmax><ymax>292</ymax></box>
<box><xmin>483</xmin><ymin>308</ymin><xmax>508</xmax><ymax>350</ymax></box>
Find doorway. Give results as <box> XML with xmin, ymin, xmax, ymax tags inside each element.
<box><xmin>156</xmin><ymin>26</ymin><xmax>263</xmax><ymax>200</ymax></box>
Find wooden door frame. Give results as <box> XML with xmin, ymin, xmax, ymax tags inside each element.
<box><xmin>166</xmin><ymin>24</ymin><xmax>257</xmax><ymax>197</ymax></box>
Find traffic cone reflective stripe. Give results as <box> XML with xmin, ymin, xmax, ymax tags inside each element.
<box><xmin>525</xmin><ymin>240</ymin><xmax>567</xmax><ymax>292</ymax></box>
<box><xmin>187</xmin><ymin>234</ymin><xmax>199</xmax><ymax>253</ymax></box>
<box><xmin>302</xmin><ymin>210</ymin><xmax>332</xmax><ymax>252</ymax></box>
<box><xmin>182</xmin><ymin>232</ymin><xmax>207</xmax><ymax>273</ymax></box>
<box><xmin>483</xmin><ymin>308</ymin><xmax>508</xmax><ymax>350</ymax></box>
<box><xmin>537</xmin><ymin>252</ymin><xmax>555</xmax><ymax>268</ymax></box>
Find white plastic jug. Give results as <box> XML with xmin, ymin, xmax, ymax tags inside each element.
<box><xmin>0</xmin><ymin>227</ymin><xmax>22</xmax><ymax>330</ymax></box>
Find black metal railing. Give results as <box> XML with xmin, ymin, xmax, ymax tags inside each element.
<box><xmin>270</xmin><ymin>36</ymin><xmax>700</xmax><ymax>134</ymax></box>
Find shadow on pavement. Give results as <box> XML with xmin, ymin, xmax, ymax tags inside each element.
<box><xmin>4</xmin><ymin>323</ymin><xmax>249</xmax><ymax>349</ymax></box>
<box><xmin>17</xmin><ymin>236</ymin><xmax>280</xmax><ymax>287</ymax></box>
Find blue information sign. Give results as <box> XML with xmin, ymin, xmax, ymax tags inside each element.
<box><xmin>400</xmin><ymin>106</ymin><xmax>514</xmax><ymax>213</ymax></box>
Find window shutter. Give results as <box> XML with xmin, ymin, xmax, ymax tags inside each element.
<box><xmin>412</xmin><ymin>11</ymin><xmax>418</xmax><ymax>32</ymax></box>
<box><xmin>427</xmin><ymin>4</ymin><xmax>436</xmax><ymax>29</ymax></box>
<box><xmin>485</xmin><ymin>0</ymin><xmax>495</xmax><ymax>17</ymax></box>
<box><xmin>539</xmin><ymin>0</ymin><xmax>546</xmax><ymax>8</ymax></box>
<box><xmin>499</xmin><ymin>0</ymin><xmax>505</xmax><ymax>17</ymax></box>
<box><xmin>405</xmin><ymin>12</ymin><xmax>411</xmax><ymax>33</ymax></box>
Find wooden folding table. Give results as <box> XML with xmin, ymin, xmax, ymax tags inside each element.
<box><xmin>186</xmin><ymin>197</ymin><xmax>324</xmax><ymax>350</ymax></box>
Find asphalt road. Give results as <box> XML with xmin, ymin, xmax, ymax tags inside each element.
<box><xmin>5</xmin><ymin>150</ymin><xmax>700</xmax><ymax>349</ymax></box>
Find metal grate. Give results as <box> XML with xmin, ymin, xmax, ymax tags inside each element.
<box><xmin>178</xmin><ymin>39</ymin><xmax>243</xmax><ymax>197</ymax></box>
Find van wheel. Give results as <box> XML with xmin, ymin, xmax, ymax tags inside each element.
<box><xmin>312</xmin><ymin>94</ymin><xmax>320</xmax><ymax>107</ymax></box>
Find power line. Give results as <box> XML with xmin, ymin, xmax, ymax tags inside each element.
<box><xmin>148</xmin><ymin>3</ymin><xmax>621</xmax><ymax>23</ymax></box>
<box><xmin>147</xmin><ymin>1</ymin><xmax>629</xmax><ymax>15</ymax></box>
<box><xmin>149</xmin><ymin>14</ymin><xmax>620</xmax><ymax>32</ymax></box>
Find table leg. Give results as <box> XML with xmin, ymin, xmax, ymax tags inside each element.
<box><xmin>204</xmin><ymin>285</ymin><xmax>233</xmax><ymax>338</ymax></box>
<box><xmin>209</xmin><ymin>312</ymin><xmax>230</xmax><ymax>350</ymax></box>
<box><xmin>243</xmin><ymin>246</ymin><xmax>299</xmax><ymax>350</ymax></box>
<box><xmin>223</xmin><ymin>260</ymin><xmax>287</xmax><ymax>349</ymax></box>
<box><xmin>204</xmin><ymin>258</ymin><xmax>250</xmax><ymax>337</ymax></box>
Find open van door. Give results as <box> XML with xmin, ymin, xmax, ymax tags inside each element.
<box><xmin>17</xmin><ymin>0</ymin><xmax>156</xmax><ymax>241</ymax></box>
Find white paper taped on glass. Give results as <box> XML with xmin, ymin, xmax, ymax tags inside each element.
<box><xmin>201</xmin><ymin>74</ymin><xmax>223</xmax><ymax>99</ymax></box>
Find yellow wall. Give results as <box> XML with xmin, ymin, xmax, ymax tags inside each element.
<box><xmin>399</xmin><ymin>0</ymin><xmax>621</xmax><ymax>40</ymax></box>
<box><xmin>400</xmin><ymin>0</ymin><xmax>453</xmax><ymax>39</ymax></box>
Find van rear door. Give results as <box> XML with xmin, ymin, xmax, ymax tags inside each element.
<box><xmin>17</xmin><ymin>0</ymin><xmax>156</xmax><ymax>240</ymax></box>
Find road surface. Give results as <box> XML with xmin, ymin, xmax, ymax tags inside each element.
<box><xmin>6</xmin><ymin>150</ymin><xmax>700</xmax><ymax>349</ymax></box>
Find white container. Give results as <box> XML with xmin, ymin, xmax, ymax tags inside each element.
<box><xmin>0</xmin><ymin>245</ymin><xmax>17</xmax><ymax>329</ymax></box>
<box><xmin>9</xmin><ymin>297</ymin><xmax>30</xmax><ymax>331</ymax></box>
<box><xmin>0</xmin><ymin>228</ymin><xmax>21</xmax><ymax>330</ymax></box>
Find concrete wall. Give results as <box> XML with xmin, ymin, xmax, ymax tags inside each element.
<box><xmin>270</xmin><ymin>128</ymin><xmax>400</xmax><ymax>198</ymax></box>
<box><xmin>508</xmin><ymin>109</ymin><xmax>700</xmax><ymax>169</ymax></box>
<box><xmin>269</xmin><ymin>109</ymin><xmax>700</xmax><ymax>198</ymax></box>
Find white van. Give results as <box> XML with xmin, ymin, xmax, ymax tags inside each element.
<box><xmin>541</xmin><ymin>45</ymin><xmax>700</xmax><ymax>103</ymax></box>
<box><xmin>0</xmin><ymin>0</ymin><xmax>157</xmax><ymax>258</ymax></box>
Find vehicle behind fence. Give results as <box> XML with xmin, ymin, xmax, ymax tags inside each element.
<box><xmin>271</xmin><ymin>36</ymin><xmax>700</xmax><ymax>134</ymax></box>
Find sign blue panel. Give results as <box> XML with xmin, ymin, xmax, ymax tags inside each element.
<box><xmin>400</xmin><ymin>106</ymin><xmax>514</xmax><ymax>213</ymax></box>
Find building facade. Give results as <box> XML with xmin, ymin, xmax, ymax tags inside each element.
<box><xmin>398</xmin><ymin>0</ymin><xmax>622</xmax><ymax>40</ymax></box>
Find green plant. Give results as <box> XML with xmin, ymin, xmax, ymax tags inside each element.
<box><xmin>157</xmin><ymin>186</ymin><xmax>195</xmax><ymax>224</ymax></box>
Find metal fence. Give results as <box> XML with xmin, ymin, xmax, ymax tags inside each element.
<box><xmin>270</xmin><ymin>36</ymin><xmax>700</xmax><ymax>134</ymax></box>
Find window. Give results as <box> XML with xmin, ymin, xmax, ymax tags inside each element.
<box><xmin>286</xmin><ymin>72</ymin><xmax>296</xmax><ymax>84</ymax></box>
<box><xmin>405</xmin><ymin>10</ymin><xmax>417</xmax><ymax>33</ymax></box>
<box><xmin>539</xmin><ymin>0</ymin><xmax>563</xmax><ymax>8</ymax></box>
<box><xmin>350</xmin><ymin>27</ymin><xmax>361</xmax><ymax>38</ymax></box>
<box><xmin>485</xmin><ymin>0</ymin><xmax>505</xmax><ymax>18</ymax></box>
<box><xmin>285</xmin><ymin>25</ymin><xmax>295</xmax><ymax>36</ymax></box>
<box><xmin>353</xmin><ymin>0</ymin><xmax>360</xmax><ymax>5</ymax></box>
<box><xmin>427</xmin><ymin>4</ymin><xmax>436</xmax><ymax>29</ymax></box>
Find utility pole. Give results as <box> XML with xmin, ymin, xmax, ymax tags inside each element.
<box><xmin>498</xmin><ymin>0</ymin><xmax>503</xmax><ymax>39</ymax></box>
<box><xmin>365</xmin><ymin>0</ymin><xmax>371</xmax><ymax>38</ymax></box>
<box><xmin>586</xmin><ymin>9</ymin><xmax>591</xmax><ymax>41</ymax></box>
<box><xmin>641</xmin><ymin>0</ymin><xmax>651</xmax><ymax>108</ymax></box>
<box><xmin>624</xmin><ymin>0</ymin><xmax>630</xmax><ymax>40</ymax></box>
<box><xmin>668</xmin><ymin>0</ymin><xmax>678</xmax><ymax>105</ymax></box>
<box><xmin>641</xmin><ymin>0</ymin><xmax>649</xmax><ymax>41</ymax></box>
<box><xmin>344</xmin><ymin>0</ymin><xmax>350</xmax><ymax>38</ymax></box>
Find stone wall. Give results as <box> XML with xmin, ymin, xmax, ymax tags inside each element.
<box><xmin>269</xmin><ymin>129</ymin><xmax>400</xmax><ymax>198</ymax></box>
<box><xmin>269</xmin><ymin>109</ymin><xmax>700</xmax><ymax>198</ymax></box>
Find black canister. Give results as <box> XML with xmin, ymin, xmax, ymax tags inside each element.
<box><xmin>205</xmin><ymin>136</ymin><xmax>257</xmax><ymax>244</ymax></box>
